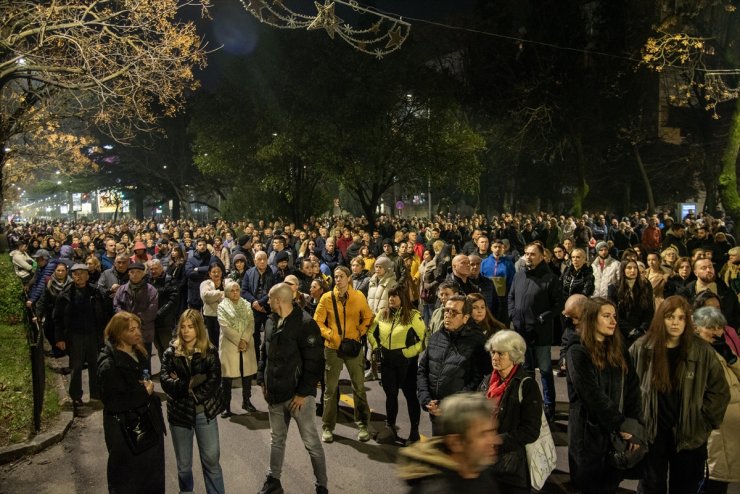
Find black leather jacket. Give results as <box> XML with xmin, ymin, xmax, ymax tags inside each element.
<box><xmin>160</xmin><ymin>344</ymin><xmax>224</xmax><ymax>427</ymax></box>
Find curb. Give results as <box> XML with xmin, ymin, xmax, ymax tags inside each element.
<box><xmin>0</xmin><ymin>363</ymin><xmax>74</xmax><ymax>465</ymax></box>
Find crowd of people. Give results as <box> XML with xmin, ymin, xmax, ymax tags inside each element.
<box><xmin>6</xmin><ymin>207</ymin><xmax>740</xmax><ymax>494</ymax></box>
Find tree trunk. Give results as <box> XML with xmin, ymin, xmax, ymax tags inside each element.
<box><xmin>0</xmin><ymin>149</ymin><xmax>5</xmax><ymax>213</ymax></box>
<box><xmin>134</xmin><ymin>187</ymin><xmax>145</xmax><ymax>220</ymax></box>
<box><xmin>170</xmin><ymin>194</ymin><xmax>181</xmax><ymax>220</ymax></box>
<box><xmin>623</xmin><ymin>180</ymin><xmax>631</xmax><ymax>215</ymax></box>
<box><xmin>718</xmin><ymin>96</ymin><xmax>740</xmax><ymax>237</ymax></box>
<box><xmin>633</xmin><ymin>144</ymin><xmax>656</xmax><ymax>215</ymax></box>
<box><xmin>571</xmin><ymin>135</ymin><xmax>590</xmax><ymax>216</ymax></box>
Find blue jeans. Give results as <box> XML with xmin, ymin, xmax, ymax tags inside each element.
<box><xmin>267</xmin><ymin>395</ymin><xmax>327</xmax><ymax>488</ymax></box>
<box><xmin>525</xmin><ymin>344</ymin><xmax>555</xmax><ymax>409</ymax></box>
<box><xmin>170</xmin><ymin>412</ymin><xmax>225</xmax><ymax>494</ymax></box>
<box><xmin>422</xmin><ymin>304</ymin><xmax>434</xmax><ymax>327</ymax></box>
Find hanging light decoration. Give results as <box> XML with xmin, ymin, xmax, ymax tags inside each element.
<box><xmin>239</xmin><ymin>0</ymin><xmax>411</xmax><ymax>59</ymax></box>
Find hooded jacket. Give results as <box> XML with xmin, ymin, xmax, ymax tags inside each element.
<box><xmin>367</xmin><ymin>272</ymin><xmax>397</xmax><ymax>314</ymax></box>
<box><xmin>398</xmin><ymin>437</ymin><xmax>501</xmax><ymax>494</ymax></box>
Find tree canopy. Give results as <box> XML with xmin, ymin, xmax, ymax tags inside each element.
<box><xmin>0</xmin><ymin>0</ymin><xmax>210</xmax><ymax>207</ymax></box>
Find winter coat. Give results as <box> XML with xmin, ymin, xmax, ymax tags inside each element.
<box><xmin>566</xmin><ymin>333</ymin><xmax>643</xmax><ymax>491</ymax></box>
<box><xmin>608</xmin><ymin>283</ymin><xmax>654</xmax><ymax>344</ymax></box>
<box><xmin>479</xmin><ymin>368</ymin><xmax>543</xmax><ymax>489</ymax></box>
<box><xmin>257</xmin><ymin>306</ymin><xmax>325</xmax><ymax>405</ymax></box>
<box><xmin>35</xmin><ymin>276</ymin><xmax>71</xmax><ymax>320</ymax></box>
<box><xmin>367</xmin><ymin>273</ymin><xmax>397</xmax><ymax>314</ymax></box>
<box><xmin>444</xmin><ymin>272</ymin><xmax>480</xmax><ymax>297</ymax></box>
<box><xmin>10</xmin><ymin>249</ymin><xmax>34</xmax><ymax>281</ymax></box>
<box><xmin>351</xmin><ymin>270</ymin><xmax>371</xmax><ymax>298</ymax></box>
<box><xmin>629</xmin><ymin>335</ymin><xmax>729</xmax><ymax>451</ymax></box>
<box><xmin>97</xmin><ymin>343</ymin><xmax>157</xmax><ymax>414</ymax></box>
<box><xmin>591</xmin><ymin>257</ymin><xmax>620</xmax><ymax>298</ymax></box>
<box><xmin>559</xmin><ymin>264</ymin><xmax>595</xmax><ymax>302</ymax></box>
<box><xmin>480</xmin><ymin>255</ymin><xmax>516</xmax><ymax>297</ymax></box>
<box><xmin>706</xmin><ymin>352</ymin><xmax>740</xmax><ymax>482</ymax></box>
<box><xmin>199</xmin><ymin>279</ymin><xmax>224</xmax><ymax>317</ymax></box>
<box><xmin>97</xmin><ymin>343</ymin><xmax>165</xmax><ymax>493</ymax></box>
<box><xmin>97</xmin><ymin>267</ymin><xmax>129</xmax><ymax>297</ymax></box>
<box><xmin>313</xmin><ymin>285</ymin><xmax>373</xmax><ymax>349</ymax></box>
<box><xmin>319</xmin><ymin>248</ymin><xmax>344</xmax><ymax>272</ymax></box>
<box><xmin>160</xmin><ymin>344</ymin><xmax>225</xmax><ymax>428</ymax></box>
<box><xmin>508</xmin><ymin>262</ymin><xmax>560</xmax><ymax>346</ymax></box>
<box><xmin>53</xmin><ymin>283</ymin><xmax>111</xmax><ymax>342</ymax></box>
<box><xmin>664</xmin><ymin>274</ymin><xmax>694</xmax><ymax>298</ymax></box>
<box><xmin>184</xmin><ymin>250</ymin><xmax>213</xmax><ymax>308</ymax></box>
<box><xmin>416</xmin><ymin>324</ymin><xmax>488</xmax><ymax>409</ymax></box>
<box><xmin>113</xmin><ymin>282</ymin><xmax>159</xmax><ymax>343</ymax></box>
<box><xmin>28</xmin><ymin>258</ymin><xmax>60</xmax><ymax>304</ymax></box>
<box><xmin>240</xmin><ymin>265</ymin><xmax>277</xmax><ymax>311</ymax></box>
<box><xmin>683</xmin><ymin>278</ymin><xmax>740</xmax><ymax>330</ymax></box>
<box><xmin>368</xmin><ymin>309</ymin><xmax>426</xmax><ymax>358</ymax></box>
<box><xmin>217</xmin><ymin>297</ymin><xmax>256</xmax><ymax>378</ymax></box>
<box><xmin>149</xmin><ymin>272</ymin><xmax>179</xmax><ymax>331</ymax></box>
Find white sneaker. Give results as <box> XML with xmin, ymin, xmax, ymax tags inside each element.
<box><xmin>322</xmin><ymin>429</ymin><xmax>334</xmax><ymax>443</ymax></box>
<box><xmin>357</xmin><ymin>425</ymin><xmax>370</xmax><ymax>442</ymax></box>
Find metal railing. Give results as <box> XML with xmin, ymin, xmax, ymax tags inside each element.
<box><xmin>22</xmin><ymin>293</ymin><xmax>45</xmax><ymax>434</ymax></box>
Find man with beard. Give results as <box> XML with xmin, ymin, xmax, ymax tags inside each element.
<box><xmin>184</xmin><ymin>238</ymin><xmax>212</xmax><ymax>310</ymax></box>
<box><xmin>684</xmin><ymin>257</ymin><xmax>740</xmax><ymax>328</ymax></box>
<box><xmin>591</xmin><ymin>241</ymin><xmax>620</xmax><ymax>298</ymax></box>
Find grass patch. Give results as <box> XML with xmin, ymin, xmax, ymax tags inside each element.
<box><xmin>0</xmin><ymin>256</ymin><xmax>61</xmax><ymax>447</ymax></box>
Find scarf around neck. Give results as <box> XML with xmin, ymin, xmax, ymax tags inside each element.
<box><xmin>487</xmin><ymin>364</ymin><xmax>520</xmax><ymax>400</ymax></box>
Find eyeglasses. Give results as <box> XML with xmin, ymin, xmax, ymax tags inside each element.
<box><xmin>442</xmin><ymin>308</ymin><xmax>462</xmax><ymax>316</ymax></box>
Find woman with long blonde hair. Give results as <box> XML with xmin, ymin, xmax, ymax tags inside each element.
<box><xmin>161</xmin><ymin>309</ymin><xmax>226</xmax><ymax>494</ymax></box>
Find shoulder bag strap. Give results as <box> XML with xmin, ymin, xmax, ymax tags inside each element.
<box><xmin>618</xmin><ymin>371</ymin><xmax>624</xmax><ymax>413</ymax></box>
<box><xmin>331</xmin><ymin>292</ymin><xmax>344</xmax><ymax>341</ymax></box>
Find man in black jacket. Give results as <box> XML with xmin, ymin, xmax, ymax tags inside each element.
<box><xmin>147</xmin><ymin>259</ymin><xmax>179</xmax><ymax>362</ymax></box>
<box><xmin>417</xmin><ymin>295</ymin><xmax>488</xmax><ymax>435</ymax></box>
<box><xmin>54</xmin><ymin>263</ymin><xmax>112</xmax><ymax>409</ymax></box>
<box><xmin>257</xmin><ymin>283</ymin><xmax>327</xmax><ymax>494</ymax></box>
<box><xmin>508</xmin><ymin>242</ymin><xmax>560</xmax><ymax>421</ymax></box>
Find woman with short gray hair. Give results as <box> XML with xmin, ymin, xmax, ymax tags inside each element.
<box><xmin>693</xmin><ymin>305</ymin><xmax>740</xmax><ymax>494</ymax></box>
<box><xmin>217</xmin><ymin>279</ymin><xmax>256</xmax><ymax>416</ymax></box>
<box><xmin>479</xmin><ymin>330</ymin><xmax>543</xmax><ymax>493</ymax></box>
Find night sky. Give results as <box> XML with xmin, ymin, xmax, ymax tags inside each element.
<box><xmin>189</xmin><ymin>0</ymin><xmax>478</xmax><ymax>88</ymax></box>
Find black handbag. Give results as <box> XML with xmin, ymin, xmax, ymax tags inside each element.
<box><xmin>332</xmin><ymin>292</ymin><xmax>362</xmax><ymax>358</ymax></box>
<box><xmin>114</xmin><ymin>397</ymin><xmax>162</xmax><ymax>455</ymax></box>
<box><xmin>607</xmin><ymin>375</ymin><xmax>648</xmax><ymax>472</ymax></box>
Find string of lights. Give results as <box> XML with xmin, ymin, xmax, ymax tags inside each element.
<box><xmin>238</xmin><ymin>0</ymin><xmax>411</xmax><ymax>59</ymax></box>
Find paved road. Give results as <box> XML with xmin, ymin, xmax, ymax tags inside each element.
<box><xmin>2</xmin><ymin>348</ymin><xmax>738</xmax><ymax>494</ymax></box>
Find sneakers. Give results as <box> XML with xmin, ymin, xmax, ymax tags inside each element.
<box><xmin>322</xmin><ymin>429</ymin><xmax>334</xmax><ymax>443</ymax></box>
<box><xmin>220</xmin><ymin>410</ymin><xmax>233</xmax><ymax>418</ymax></box>
<box><xmin>364</xmin><ymin>369</ymin><xmax>378</xmax><ymax>381</ymax></box>
<box><xmin>357</xmin><ymin>425</ymin><xmax>370</xmax><ymax>442</ymax></box>
<box><xmin>243</xmin><ymin>399</ymin><xmax>257</xmax><ymax>413</ymax></box>
<box><xmin>258</xmin><ymin>475</ymin><xmax>284</xmax><ymax>494</ymax></box>
<box><xmin>376</xmin><ymin>425</ymin><xmax>397</xmax><ymax>444</ymax></box>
